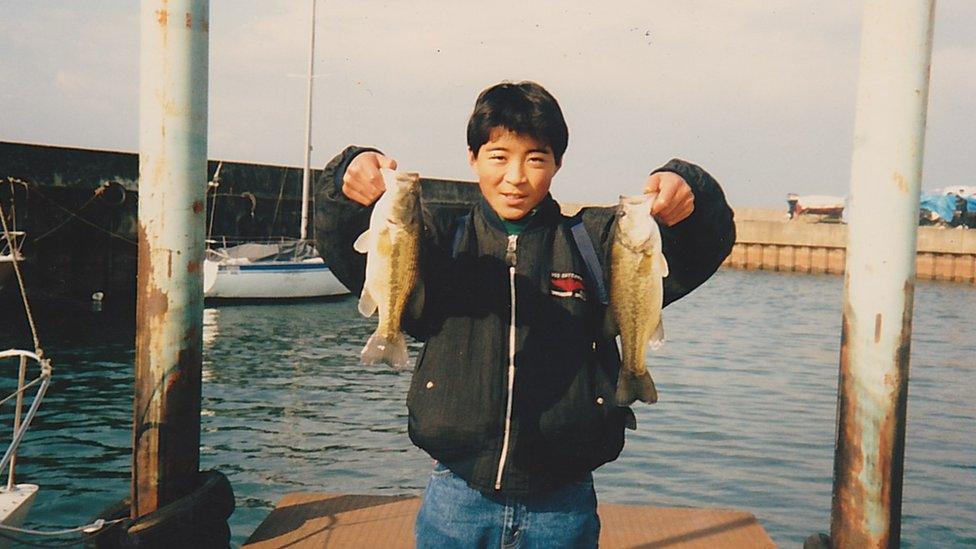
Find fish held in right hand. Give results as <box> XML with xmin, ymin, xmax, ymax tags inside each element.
<box><xmin>608</xmin><ymin>193</ymin><xmax>669</xmax><ymax>406</ymax></box>
<box><xmin>354</xmin><ymin>169</ymin><xmax>422</xmax><ymax>370</ymax></box>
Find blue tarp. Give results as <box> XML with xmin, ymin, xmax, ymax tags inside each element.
<box><xmin>919</xmin><ymin>193</ymin><xmax>958</xmax><ymax>221</ymax></box>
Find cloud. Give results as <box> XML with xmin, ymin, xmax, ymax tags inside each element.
<box><xmin>1</xmin><ymin>0</ymin><xmax>974</xmax><ymax>207</ymax></box>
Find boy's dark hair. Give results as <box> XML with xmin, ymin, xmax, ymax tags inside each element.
<box><xmin>466</xmin><ymin>81</ymin><xmax>569</xmax><ymax>165</ymax></box>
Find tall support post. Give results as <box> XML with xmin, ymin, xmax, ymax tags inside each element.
<box><xmin>134</xmin><ymin>0</ymin><xmax>209</xmax><ymax>518</ymax></box>
<box><xmin>831</xmin><ymin>1</ymin><xmax>935</xmax><ymax>547</ymax></box>
<box><xmin>300</xmin><ymin>0</ymin><xmax>316</xmax><ymax>241</ymax></box>
<box><xmin>6</xmin><ymin>355</ymin><xmax>27</xmax><ymax>490</ymax></box>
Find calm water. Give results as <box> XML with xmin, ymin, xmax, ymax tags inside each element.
<box><xmin>1</xmin><ymin>269</ymin><xmax>974</xmax><ymax>547</ymax></box>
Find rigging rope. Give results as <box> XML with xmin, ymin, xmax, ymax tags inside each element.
<box><xmin>0</xmin><ymin>350</ymin><xmax>52</xmax><ymax>477</ymax></box>
<box><xmin>29</xmin><ymin>194</ymin><xmax>98</xmax><ymax>244</ymax></box>
<box><xmin>1</xmin><ymin>201</ymin><xmax>42</xmax><ymax>357</ymax></box>
<box><xmin>29</xmin><ymin>185</ymin><xmax>136</xmax><ymax>246</ymax></box>
<box><xmin>0</xmin><ymin>516</ymin><xmax>127</xmax><ymax>548</ymax></box>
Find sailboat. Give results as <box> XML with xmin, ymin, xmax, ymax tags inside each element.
<box><xmin>203</xmin><ymin>0</ymin><xmax>348</xmax><ymax>299</ymax></box>
<box><xmin>0</xmin><ymin>207</ymin><xmax>46</xmax><ymax>535</ymax></box>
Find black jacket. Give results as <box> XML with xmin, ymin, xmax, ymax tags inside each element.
<box><xmin>314</xmin><ymin>146</ymin><xmax>735</xmax><ymax>495</ymax></box>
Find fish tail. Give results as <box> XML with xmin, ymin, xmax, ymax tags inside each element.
<box><xmin>615</xmin><ymin>369</ymin><xmax>659</xmax><ymax>406</ymax></box>
<box><xmin>361</xmin><ymin>331</ymin><xmax>410</xmax><ymax>370</ymax></box>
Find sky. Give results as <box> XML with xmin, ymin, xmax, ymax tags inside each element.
<box><xmin>0</xmin><ymin>1</ymin><xmax>973</xmax><ymax>208</ymax></box>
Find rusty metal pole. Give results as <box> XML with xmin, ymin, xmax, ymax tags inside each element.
<box><xmin>831</xmin><ymin>1</ymin><xmax>935</xmax><ymax>547</ymax></box>
<box><xmin>134</xmin><ymin>0</ymin><xmax>209</xmax><ymax>518</ymax></box>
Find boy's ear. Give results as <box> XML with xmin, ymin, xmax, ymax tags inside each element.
<box><xmin>467</xmin><ymin>148</ymin><xmax>477</xmax><ymax>169</ymax></box>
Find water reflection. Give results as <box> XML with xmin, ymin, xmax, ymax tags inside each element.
<box><xmin>3</xmin><ymin>271</ymin><xmax>974</xmax><ymax>546</ymax></box>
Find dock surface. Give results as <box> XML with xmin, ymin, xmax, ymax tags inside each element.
<box><xmin>243</xmin><ymin>492</ymin><xmax>775</xmax><ymax>548</ymax></box>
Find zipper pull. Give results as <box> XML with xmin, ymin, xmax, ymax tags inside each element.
<box><xmin>506</xmin><ymin>235</ymin><xmax>517</xmax><ymax>267</ymax></box>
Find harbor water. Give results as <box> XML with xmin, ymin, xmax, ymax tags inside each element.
<box><xmin>1</xmin><ymin>269</ymin><xmax>973</xmax><ymax>546</ymax></box>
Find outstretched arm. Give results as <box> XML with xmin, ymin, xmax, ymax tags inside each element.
<box><xmin>651</xmin><ymin>159</ymin><xmax>735</xmax><ymax>306</ymax></box>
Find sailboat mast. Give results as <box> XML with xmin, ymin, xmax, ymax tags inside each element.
<box><xmin>300</xmin><ymin>0</ymin><xmax>316</xmax><ymax>241</ymax></box>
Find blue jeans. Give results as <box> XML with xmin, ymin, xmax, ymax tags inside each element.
<box><xmin>415</xmin><ymin>463</ymin><xmax>600</xmax><ymax>548</ymax></box>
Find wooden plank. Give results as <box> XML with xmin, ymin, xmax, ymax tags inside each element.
<box><xmin>244</xmin><ymin>492</ymin><xmax>776</xmax><ymax>548</ymax></box>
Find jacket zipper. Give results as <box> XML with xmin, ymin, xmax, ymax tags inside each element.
<box><xmin>495</xmin><ymin>234</ymin><xmax>518</xmax><ymax>490</ymax></box>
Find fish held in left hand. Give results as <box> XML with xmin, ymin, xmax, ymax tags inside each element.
<box><xmin>607</xmin><ymin>193</ymin><xmax>668</xmax><ymax>406</ymax></box>
<box><xmin>353</xmin><ymin>169</ymin><xmax>422</xmax><ymax>369</ymax></box>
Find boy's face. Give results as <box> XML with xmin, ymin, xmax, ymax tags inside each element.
<box><xmin>468</xmin><ymin>128</ymin><xmax>560</xmax><ymax>220</ymax></box>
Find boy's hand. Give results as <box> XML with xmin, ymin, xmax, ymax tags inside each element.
<box><xmin>343</xmin><ymin>152</ymin><xmax>398</xmax><ymax>206</ymax></box>
<box><xmin>644</xmin><ymin>171</ymin><xmax>694</xmax><ymax>226</ymax></box>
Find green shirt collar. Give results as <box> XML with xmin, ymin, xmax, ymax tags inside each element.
<box><xmin>500</xmin><ymin>214</ymin><xmax>533</xmax><ymax>235</ymax></box>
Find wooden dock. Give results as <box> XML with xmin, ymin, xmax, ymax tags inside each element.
<box><xmin>243</xmin><ymin>492</ymin><xmax>775</xmax><ymax>548</ymax></box>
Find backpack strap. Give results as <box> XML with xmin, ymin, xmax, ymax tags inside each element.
<box><xmin>567</xmin><ymin>215</ymin><xmax>609</xmax><ymax>305</ymax></box>
<box><xmin>452</xmin><ymin>213</ymin><xmax>473</xmax><ymax>259</ymax></box>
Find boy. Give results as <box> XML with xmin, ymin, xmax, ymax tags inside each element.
<box><xmin>315</xmin><ymin>81</ymin><xmax>734</xmax><ymax>547</ymax></box>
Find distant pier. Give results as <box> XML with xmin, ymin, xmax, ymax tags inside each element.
<box><xmin>559</xmin><ymin>203</ymin><xmax>976</xmax><ymax>284</ymax></box>
<box><xmin>727</xmin><ymin>208</ymin><xmax>976</xmax><ymax>284</ymax></box>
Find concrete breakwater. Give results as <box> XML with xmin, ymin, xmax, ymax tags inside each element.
<box><xmin>559</xmin><ymin>204</ymin><xmax>976</xmax><ymax>285</ymax></box>
<box><xmin>3</xmin><ymin>139</ymin><xmax>973</xmax><ymax>306</ymax></box>
<box><xmin>727</xmin><ymin>209</ymin><xmax>976</xmax><ymax>284</ymax></box>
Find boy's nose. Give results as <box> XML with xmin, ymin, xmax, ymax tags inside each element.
<box><xmin>504</xmin><ymin>163</ymin><xmax>528</xmax><ymax>185</ymax></box>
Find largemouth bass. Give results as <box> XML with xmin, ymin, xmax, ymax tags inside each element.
<box><xmin>353</xmin><ymin>169</ymin><xmax>422</xmax><ymax>369</ymax></box>
<box><xmin>608</xmin><ymin>193</ymin><xmax>668</xmax><ymax>405</ymax></box>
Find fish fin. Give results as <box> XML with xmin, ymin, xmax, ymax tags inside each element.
<box><xmin>615</xmin><ymin>369</ymin><xmax>659</xmax><ymax>406</ymax></box>
<box><xmin>406</xmin><ymin>278</ymin><xmax>425</xmax><ymax>320</ymax></box>
<box><xmin>353</xmin><ymin>230</ymin><xmax>371</xmax><ymax>254</ymax></box>
<box><xmin>361</xmin><ymin>331</ymin><xmax>410</xmax><ymax>370</ymax></box>
<box><xmin>602</xmin><ymin>310</ymin><xmax>619</xmax><ymax>339</ymax></box>
<box><xmin>657</xmin><ymin>253</ymin><xmax>669</xmax><ymax>278</ymax></box>
<box><xmin>647</xmin><ymin>319</ymin><xmax>665</xmax><ymax>350</ymax></box>
<box><xmin>357</xmin><ymin>287</ymin><xmax>378</xmax><ymax>317</ymax></box>
<box><xmin>623</xmin><ymin>408</ymin><xmax>637</xmax><ymax>430</ymax></box>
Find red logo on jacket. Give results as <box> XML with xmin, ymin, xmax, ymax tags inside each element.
<box><xmin>550</xmin><ymin>272</ymin><xmax>586</xmax><ymax>300</ymax></box>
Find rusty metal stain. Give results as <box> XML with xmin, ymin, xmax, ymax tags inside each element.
<box><xmin>133</xmin><ymin>345</ymin><xmax>203</xmax><ymax>512</ymax></box>
<box><xmin>192</xmin><ymin>199</ymin><xmax>204</xmax><ymax>214</ymax></box>
<box><xmin>872</xmin><ymin>280</ymin><xmax>917</xmax><ymax>547</ymax></box>
<box><xmin>893</xmin><ymin>171</ymin><xmax>908</xmax><ymax>194</ymax></box>
<box><xmin>135</xmin><ymin>224</ymin><xmax>170</xmax><ymax>332</ymax></box>
<box><xmin>831</xmin><ymin>306</ymin><xmax>871</xmax><ymax>547</ymax></box>
<box><xmin>134</xmin><ymin>223</ymin><xmax>170</xmax><ymax>517</ymax></box>
<box><xmin>156</xmin><ymin>9</ymin><xmax>168</xmax><ymax>27</ymax></box>
<box><xmin>134</xmin><ymin>219</ymin><xmax>204</xmax><ymax>513</ymax></box>
<box><xmin>202</xmin><ymin>19</ymin><xmax>209</xmax><ymax>33</ymax></box>
<box><xmin>185</xmin><ymin>12</ymin><xmax>193</xmax><ymax>29</ymax></box>
<box><xmin>832</xmin><ymin>281</ymin><xmax>915</xmax><ymax>547</ymax></box>
<box><xmin>187</xmin><ymin>260</ymin><xmax>200</xmax><ymax>273</ymax></box>
<box><xmin>874</xmin><ymin>313</ymin><xmax>882</xmax><ymax>343</ymax></box>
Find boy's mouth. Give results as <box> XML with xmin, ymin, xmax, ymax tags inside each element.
<box><xmin>500</xmin><ymin>193</ymin><xmax>527</xmax><ymax>206</ymax></box>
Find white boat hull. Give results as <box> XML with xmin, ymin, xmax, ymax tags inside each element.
<box><xmin>0</xmin><ymin>483</ymin><xmax>38</xmax><ymax>547</ymax></box>
<box><xmin>203</xmin><ymin>257</ymin><xmax>349</xmax><ymax>299</ymax></box>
